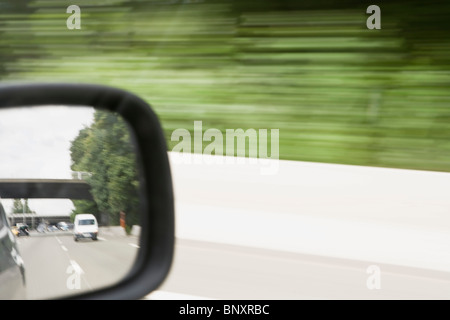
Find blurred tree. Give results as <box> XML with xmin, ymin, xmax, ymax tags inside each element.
<box><xmin>1</xmin><ymin>0</ymin><xmax>449</xmax><ymax>172</ymax></box>
<box><xmin>11</xmin><ymin>199</ymin><xmax>33</xmax><ymax>214</ymax></box>
<box><xmin>69</xmin><ymin>111</ymin><xmax>141</xmax><ymax>228</ymax></box>
<box><xmin>0</xmin><ymin>0</ymin><xmax>43</xmax><ymax>78</ymax></box>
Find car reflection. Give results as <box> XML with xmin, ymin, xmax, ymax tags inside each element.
<box><xmin>57</xmin><ymin>222</ymin><xmax>69</xmax><ymax>231</ymax></box>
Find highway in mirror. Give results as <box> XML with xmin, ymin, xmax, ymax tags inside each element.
<box><xmin>0</xmin><ymin>106</ymin><xmax>142</xmax><ymax>299</ymax></box>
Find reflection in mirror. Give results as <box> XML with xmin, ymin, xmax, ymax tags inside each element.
<box><xmin>0</xmin><ymin>106</ymin><xmax>142</xmax><ymax>299</ymax></box>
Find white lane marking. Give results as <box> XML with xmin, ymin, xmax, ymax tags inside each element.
<box><xmin>68</xmin><ymin>260</ymin><xmax>93</xmax><ymax>290</ymax></box>
<box><xmin>61</xmin><ymin>245</ymin><xmax>68</xmax><ymax>252</ymax></box>
<box><xmin>128</xmin><ymin>243</ymin><xmax>140</xmax><ymax>249</ymax></box>
<box><xmin>144</xmin><ymin>290</ymin><xmax>214</xmax><ymax>300</ymax></box>
<box><xmin>55</xmin><ymin>237</ymin><xmax>62</xmax><ymax>244</ymax></box>
<box><xmin>69</xmin><ymin>260</ymin><xmax>85</xmax><ymax>275</ymax></box>
<box><xmin>97</xmin><ymin>237</ymin><xmax>106</xmax><ymax>241</ymax></box>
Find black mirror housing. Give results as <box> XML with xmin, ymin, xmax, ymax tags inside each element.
<box><xmin>0</xmin><ymin>83</ymin><xmax>175</xmax><ymax>300</ymax></box>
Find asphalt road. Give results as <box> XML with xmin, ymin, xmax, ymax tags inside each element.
<box><xmin>154</xmin><ymin>238</ymin><xmax>450</xmax><ymax>300</ymax></box>
<box><xmin>16</xmin><ymin>231</ymin><xmax>450</xmax><ymax>300</ymax></box>
<box><xmin>154</xmin><ymin>153</ymin><xmax>450</xmax><ymax>300</ymax></box>
<box><xmin>16</xmin><ymin>231</ymin><xmax>139</xmax><ymax>299</ymax></box>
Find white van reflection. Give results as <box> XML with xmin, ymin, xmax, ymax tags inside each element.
<box><xmin>73</xmin><ymin>214</ymin><xmax>98</xmax><ymax>241</ymax></box>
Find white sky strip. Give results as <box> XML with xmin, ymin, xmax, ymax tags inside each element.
<box><xmin>0</xmin><ymin>106</ymin><xmax>94</xmax><ymax>216</ymax></box>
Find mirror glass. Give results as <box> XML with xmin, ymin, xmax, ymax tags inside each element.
<box><xmin>0</xmin><ymin>106</ymin><xmax>142</xmax><ymax>299</ymax></box>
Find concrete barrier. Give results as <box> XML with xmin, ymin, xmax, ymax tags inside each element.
<box><xmin>130</xmin><ymin>225</ymin><xmax>141</xmax><ymax>237</ymax></box>
<box><xmin>168</xmin><ymin>152</ymin><xmax>450</xmax><ymax>273</ymax></box>
<box><xmin>99</xmin><ymin>226</ymin><xmax>126</xmax><ymax>237</ymax></box>
<box><xmin>98</xmin><ymin>225</ymin><xmax>140</xmax><ymax>237</ymax></box>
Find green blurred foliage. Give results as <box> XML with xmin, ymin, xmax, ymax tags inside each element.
<box><xmin>69</xmin><ymin>111</ymin><xmax>141</xmax><ymax>226</ymax></box>
<box><xmin>11</xmin><ymin>199</ymin><xmax>32</xmax><ymax>214</ymax></box>
<box><xmin>1</xmin><ymin>0</ymin><xmax>450</xmax><ymax>171</ymax></box>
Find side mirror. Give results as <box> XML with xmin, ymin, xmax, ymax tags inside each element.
<box><xmin>0</xmin><ymin>83</ymin><xmax>174</xmax><ymax>300</ymax></box>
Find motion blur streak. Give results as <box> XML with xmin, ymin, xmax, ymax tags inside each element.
<box><xmin>1</xmin><ymin>0</ymin><xmax>450</xmax><ymax>171</ymax></box>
